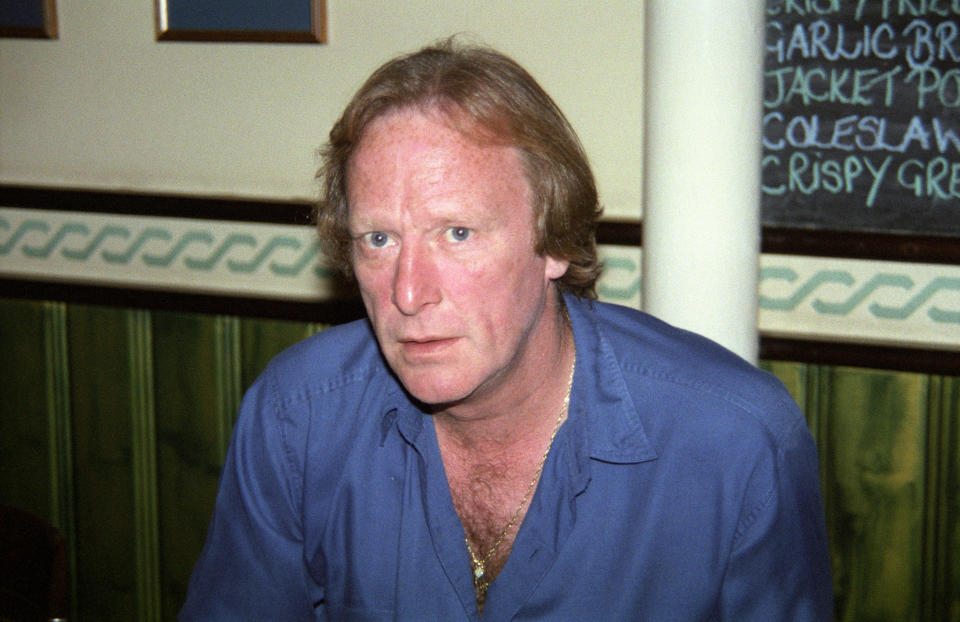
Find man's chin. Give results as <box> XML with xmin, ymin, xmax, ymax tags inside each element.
<box><xmin>406</xmin><ymin>387</ymin><xmax>473</xmax><ymax>412</ymax></box>
<box><xmin>394</xmin><ymin>372</ymin><xmax>476</xmax><ymax>412</ymax></box>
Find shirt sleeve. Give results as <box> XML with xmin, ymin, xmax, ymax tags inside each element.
<box><xmin>719</xmin><ymin>417</ymin><xmax>834</xmax><ymax>621</ymax></box>
<box><xmin>179</xmin><ymin>368</ymin><xmax>320</xmax><ymax>621</ymax></box>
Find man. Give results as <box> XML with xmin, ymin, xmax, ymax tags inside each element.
<box><xmin>181</xmin><ymin>39</ymin><xmax>832</xmax><ymax>621</ymax></box>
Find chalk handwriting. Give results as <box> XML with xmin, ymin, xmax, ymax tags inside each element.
<box><xmin>763</xmin><ymin>2</ymin><xmax>959</xmax><ymax>220</ymax></box>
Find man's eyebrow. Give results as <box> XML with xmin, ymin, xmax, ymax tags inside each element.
<box><xmin>346</xmin><ymin>213</ymin><xmax>378</xmax><ymax>230</ymax></box>
<box><xmin>346</xmin><ymin>223</ymin><xmax>375</xmax><ymax>238</ymax></box>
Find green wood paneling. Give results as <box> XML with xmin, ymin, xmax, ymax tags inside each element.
<box><xmin>0</xmin><ymin>299</ymin><xmax>78</xmax><ymax>618</ymax></box>
<box><xmin>0</xmin><ymin>299</ymin><xmax>52</xmax><ymax>517</ymax></box>
<box><xmin>129</xmin><ymin>310</ymin><xmax>161</xmax><ymax>622</ymax></box>
<box><xmin>824</xmin><ymin>367</ymin><xmax>929</xmax><ymax>622</ymax></box>
<box><xmin>2</xmin><ymin>296</ymin><xmax>958</xmax><ymax>621</ymax></box>
<box><xmin>936</xmin><ymin>377</ymin><xmax>960</xmax><ymax>622</ymax></box>
<box><xmin>43</xmin><ymin>301</ymin><xmax>78</xmax><ymax>619</ymax></box>
<box><xmin>152</xmin><ymin>311</ymin><xmax>233</xmax><ymax>619</ymax></box>
<box><xmin>67</xmin><ymin>305</ymin><xmax>138</xmax><ymax>620</ymax></box>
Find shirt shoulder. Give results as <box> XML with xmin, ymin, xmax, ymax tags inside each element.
<box><xmin>586</xmin><ymin>299</ymin><xmax>803</xmax><ymax>443</ymax></box>
<box><xmin>239</xmin><ymin>318</ymin><xmax>397</xmax><ymax>457</ymax></box>
<box><xmin>228</xmin><ymin>318</ymin><xmax>397</xmax><ymax>522</ymax></box>
<box><xmin>259</xmin><ymin>318</ymin><xmax>388</xmax><ymax>401</ymax></box>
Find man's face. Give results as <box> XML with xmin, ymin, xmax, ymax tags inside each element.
<box><xmin>346</xmin><ymin>107</ymin><xmax>568</xmax><ymax>407</ymax></box>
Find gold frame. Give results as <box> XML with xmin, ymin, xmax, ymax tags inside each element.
<box><xmin>155</xmin><ymin>0</ymin><xmax>325</xmax><ymax>43</ymax></box>
<box><xmin>0</xmin><ymin>0</ymin><xmax>57</xmax><ymax>39</ymax></box>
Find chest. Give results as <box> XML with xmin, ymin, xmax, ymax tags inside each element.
<box><xmin>436</xmin><ymin>421</ymin><xmax>561</xmax><ymax>553</ymax></box>
<box><xmin>444</xmin><ymin>457</ymin><xmax>543</xmax><ymax>578</ymax></box>
<box><xmin>302</xmin><ymin>439</ymin><xmax>729</xmax><ymax>621</ymax></box>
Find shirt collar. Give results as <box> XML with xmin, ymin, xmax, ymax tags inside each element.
<box><xmin>379</xmin><ymin>371</ymin><xmax>424</xmax><ymax>448</ymax></box>
<box><xmin>564</xmin><ymin>293</ymin><xmax>658</xmax><ymax>465</ymax></box>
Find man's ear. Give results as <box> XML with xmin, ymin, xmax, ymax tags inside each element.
<box><xmin>545</xmin><ymin>256</ymin><xmax>570</xmax><ymax>281</ymax></box>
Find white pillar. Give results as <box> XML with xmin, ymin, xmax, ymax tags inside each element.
<box><xmin>642</xmin><ymin>1</ymin><xmax>764</xmax><ymax>363</ymax></box>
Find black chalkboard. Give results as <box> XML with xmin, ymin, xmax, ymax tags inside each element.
<box><xmin>762</xmin><ymin>0</ymin><xmax>960</xmax><ymax>236</ymax></box>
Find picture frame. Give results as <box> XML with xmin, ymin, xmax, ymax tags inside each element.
<box><xmin>155</xmin><ymin>0</ymin><xmax>325</xmax><ymax>44</ymax></box>
<box><xmin>0</xmin><ymin>0</ymin><xmax>57</xmax><ymax>39</ymax></box>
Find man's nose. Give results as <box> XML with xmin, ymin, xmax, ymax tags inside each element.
<box><xmin>391</xmin><ymin>242</ymin><xmax>440</xmax><ymax>315</ymax></box>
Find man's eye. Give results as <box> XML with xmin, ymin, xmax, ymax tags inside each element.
<box><xmin>362</xmin><ymin>232</ymin><xmax>393</xmax><ymax>248</ymax></box>
<box><xmin>445</xmin><ymin>227</ymin><xmax>472</xmax><ymax>242</ymax></box>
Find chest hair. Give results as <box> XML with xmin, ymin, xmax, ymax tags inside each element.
<box><xmin>444</xmin><ymin>449</ymin><xmax>545</xmax><ymax>582</ymax></box>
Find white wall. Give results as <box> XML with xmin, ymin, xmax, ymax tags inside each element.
<box><xmin>0</xmin><ymin>1</ymin><xmax>644</xmax><ymax>219</ymax></box>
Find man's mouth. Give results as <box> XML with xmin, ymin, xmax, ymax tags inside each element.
<box><xmin>398</xmin><ymin>336</ymin><xmax>458</xmax><ymax>356</ymax></box>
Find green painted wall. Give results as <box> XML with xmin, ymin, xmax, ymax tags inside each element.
<box><xmin>1</xmin><ymin>297</ymin><xmax>957</xmax><ymax>621</ymax></box>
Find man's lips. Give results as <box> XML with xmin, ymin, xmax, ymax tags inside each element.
<box><xmin>398</xmin><ymin>336</ymin><xmax>459</xmax><ymax>356</ymax></box>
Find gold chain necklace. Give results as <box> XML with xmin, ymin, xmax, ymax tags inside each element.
<box><xmin>464</xmin><ymin>343</ymin><xmax>576</xmax><ymax>610</ymax></box>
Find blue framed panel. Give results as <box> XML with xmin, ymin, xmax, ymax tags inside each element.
<box><xmin>0</xmin><ymin>0</ymin><xmax>57</xmax><ymax>39</ymax></box>
<box><xmin>156</xmin><ymin>0</ymin><xmax>325</xmax><ymax>43</ymax></box>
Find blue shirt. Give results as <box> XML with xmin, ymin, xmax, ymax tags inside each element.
<box><xmin>180</xmin><ymin>295</ymin><xmax>832</xmax><ymax>621</ymax></box>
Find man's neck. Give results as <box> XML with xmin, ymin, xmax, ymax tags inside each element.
<box><xmin>432</xmin><ymin>295</ymin><xmax>576</xmax><ymax>612</ymax></box>
<box><xmin>431</xmin><ymin>298</ymin><xmax>575</xmax><ymax>456</ymax></box>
